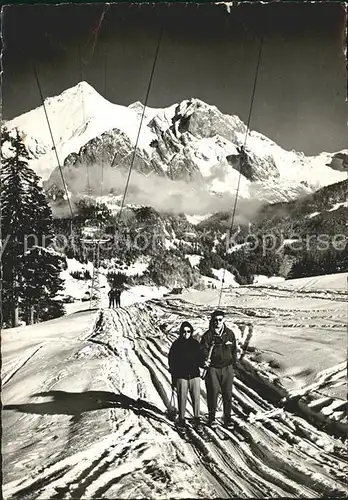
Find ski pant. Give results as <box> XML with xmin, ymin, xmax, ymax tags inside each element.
<box><xmin>109</xmin><ymin>298</ymin><xmax>115</xmax><ymax>308</ymax></box>
<box><xmin>205</xmin><ymin>365</ymin><xmax>234</xmax><ymax>423</ymax></box>
<box><xmin>176</xmin><ymin>377</ymin><xmax>200</xmax><ymax>420</ymax></box>
<box><xmin>116</xmin><ymin>298</ymin><xmax>120</xmax><ymax>307</ymax></box>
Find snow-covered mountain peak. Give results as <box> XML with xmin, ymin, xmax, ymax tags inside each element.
<box><xmin>128</xmin><ymin>100</ymin><xmax>145</xmax><ymax>116</ymax></box>
<box><xmin>128</xmin><ymin>101</ymin><xmax>161</xmax><ymax>123</ymax></box>
<box><xmin>45</xmin><ymin>81</ymin><xmax>100</xmax><ymax>106</ymax></box>
<box><xmin>5</xmin><ymin>81</ymin><xmax>346</xmax><ymax>204</ymax></box>
<box><xmin>5</xmin><ymin>81</ymin><xmax>156</xmax><ymax>179</ymax></box>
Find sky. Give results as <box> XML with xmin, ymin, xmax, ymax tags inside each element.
<box><xmin>2</xmin><ymin>2</ymin><xmax>347</xmax><ymax>155</ymax></box>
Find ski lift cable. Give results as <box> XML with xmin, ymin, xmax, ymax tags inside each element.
<box><xmin>78</xmin><ymin>45</ymin><xmax>90</xmax><ymax>195</ymax></box>
<box><xmin>90</xmin><ymin>45</ymin><xmax>109</xmax><ymax>311</ymax></box>
<box><xmin>217</xmin><ymin>37</ymin><xmax>263</xmax><ymax>308</ymax></box>
<box><xmin>78</xmin><ymin>7</ymin><xmax>111</xmax><ymax>310</ymax></box>
<box><xmin>96</xmin><ymin>27</ymin><xmax>163</xmax><ymax>308</ymax></box>
<box><xmin>104</xmin><ymin>44</ymin><xmax>108</xmax><ymax>97</ymax></box>
<box><xmin>101</xmin><ymin>45</ymin><xmax>108</xmax><ymax>198</ymax></box>
<box><xmin>117</xmin><ymin>26</ymin><xmax>163</xmax><ymax>222</ymax></box>
<box><xmin>33</xmin><ymin>65</ymin><xmax>75</xmax><ymax>223</ymax></box>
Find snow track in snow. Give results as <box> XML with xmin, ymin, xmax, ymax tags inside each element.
<box><xmin>3</xmin><ymin>296</ymin><xmax>347</xmax><ymax>499</ymax></box>
<box><xmin>2</xmin><ymin>345</ymin><xmax>44</xmax><ymax>386</ymax></box>
<box><xmin>68</xmin><ymin>306</ymin><xmax>347</xmax><ymax>498</ymax></box>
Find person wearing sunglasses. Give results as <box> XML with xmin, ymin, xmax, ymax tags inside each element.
<box><xmin>200</xmin><ymin>309</ymin><xmax>237</xmax><ymax>430</ymax></box>
<box><xmin>168</xmin><ymin>321</ymin><xmax>203</xmax><ymax>429</ymax></box>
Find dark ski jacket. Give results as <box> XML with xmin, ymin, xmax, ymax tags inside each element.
<box><xmin>200</xmin><ymin>325</ymin><xmax>237</xmax><ymax>370</ymax></box>
<box><xmin>168</xmin><ymin>336</ymin><xmax>204</xmax><ymax>380</ymax></box>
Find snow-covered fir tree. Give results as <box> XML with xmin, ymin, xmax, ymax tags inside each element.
<box><xmin>1</xmin><ymin>128</ymin><xmax>65</xmax><ymax>327</ymax></box>
<box><xmin>19</xmin><ymin>246</ymin><xmax>65</xmax><ymax>324</ymax></box>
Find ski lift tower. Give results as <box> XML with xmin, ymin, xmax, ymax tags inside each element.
<box><xmin>81</xmin><ymin>222</ymin><xmax>110</xmax><ymax>310</ymax></box>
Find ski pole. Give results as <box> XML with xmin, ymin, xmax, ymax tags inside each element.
<box><xmin>170</xmin><ymin>387</ymin><xmax>176</xmax><ymax>407</ymax></box>
<box><xmin>166</xmin><ymin>386</ymin><xmax>178</xmax><ymax>420</ymax></box>
<box><xmin>202</xmin><ymin>341</ymin><xmax>215</xmax><ymax>379</ymax></box>
<box><xmin>239</xmin><ymin>323</ymin><xmax>253</xmax><ymax>361</ymax></box>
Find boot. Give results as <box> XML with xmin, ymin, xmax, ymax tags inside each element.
<box><xmin>224</xmin><ymin>420</ymin><xmax>234</xmax><ymax>430</ymax></box>
<box><xmin>192</xmin><ymin>417</ymin><xmax>201</xmax><ymax>428</ymax></box>
<box><xmin>175</xmin><ymin>418</ymin><xmax>186</xmax><ymax>429</ymax></box>
<box><xmin>207</xmin><ymin>415</ymin><xmax>217</xmax><ymax>428</ymax></box>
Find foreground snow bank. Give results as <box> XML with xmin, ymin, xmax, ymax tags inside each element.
<box><xmin>2</xmin><ymin>285</ymin><xmax>347</xmax><ymax>499</ymax></box>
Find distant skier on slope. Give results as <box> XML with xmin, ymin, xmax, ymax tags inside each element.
<box><xmin>168</xmin><ymin>321</ymin><xmax>204</xmax><ymax>429</ymax></box>
<box><xmin>115</xmin><ymin>288</ymin><xmax>121</xmax><ymax>308</ymax></box>
<box><xmin>108</xmin><ymin>288</ymin><xmax>116</xmax><ymax>308</ymax></box>
<box><xmin>201</xmin><ymin>310</ymin><xmax>238</xmax><ymax>430</ymax></box>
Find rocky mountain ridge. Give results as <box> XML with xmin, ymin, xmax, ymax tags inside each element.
<box><xmin>4</xmin><ymin>82</ymin><xmax>347</xmax><ymax>208</ymax></box>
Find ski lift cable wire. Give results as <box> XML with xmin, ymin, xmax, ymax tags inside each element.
<box><xmin>217</xmin><ymin>37</ymin><xmax>263</xmax><ymax>308</ymax></box>
<box><xmin>96</xmin><ymin>27</ymin><xmax>163</xmax><ymax>308</ymax></box>
<box><xmin>117</xmin><ymin>26</ymin><xmax>163</xmax><ymax>222</ymax></box>
<box><xmin>29</xmin><ymin>8</ymin><xmax>110</xmax><ymax>312</ymax></box>
<box><xmin>101</xmin><ymin>45</ymin><xmax>108</xmax><ymax>198</ymax></box>
<box><xmin>94</xmin><ymin>27</ymin><xmax>163</xmax><ymax>307</ymax></box>
<box><xmin>77</xmin><ymin>7</ymin><xmax>111</xmax><ymax>310</ymax></box>
<box><xmin>89</xmin><ymin>44</ymin><xmax>109</xmax><ymax>311</ymax></box>
<box><xmin>78</xmin><ymin>46</ymin><xmax>90</xmax><ymax>195</ymax></box>
<box><xmin>33</xmin><ymin>64</ymin><xmax>74</xmax><ymax>222</ymax></box>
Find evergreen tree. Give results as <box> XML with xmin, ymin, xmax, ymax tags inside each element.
<box><xmin>19</xmin><ymin>247</ymin><xmax>65</xmax><ymax>324</ymax></box>
<box><xmin>1</xmin><ymin>128</ymin><xmax>64</xmax><ymax>326</ymax></box>
<box><xmin>1</xmin><ymin>128</ymin><xmax>32</xmax><ymax>325</ymax></box>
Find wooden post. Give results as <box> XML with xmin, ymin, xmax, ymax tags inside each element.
<box><xmin>11</xmin><ymin>274</ymin><xmax>19</xmax><ymax>328</ymax></box>
<box><xmin>27</xmin><ymin>305</ymin><xmax>34</xmax><ymax>325</ymax></box>
<box><xmin>12</xmin><ymin>306</ymin><xmax>19</xmax><ymax>328</ymax></box>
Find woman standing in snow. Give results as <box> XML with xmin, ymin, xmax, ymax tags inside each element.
<box><xmin>168</xmin><ymin>321</ymin><xmax>203</xmax><ymax>428</ymax></box>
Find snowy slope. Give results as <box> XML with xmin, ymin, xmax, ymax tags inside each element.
<box><xmin>236</xmin><ymin>128</ymin><xmax>346</xmax><ymax>187</ymax></box>
<box><xmin>211</xmin><ymin>267</ymin><xmax>239</xmax><ymax>287</ymax></box>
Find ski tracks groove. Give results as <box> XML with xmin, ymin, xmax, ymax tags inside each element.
<box><xmin>6</xmin><ymin>302</ymin><xmax>346</xmax><ymax>499</ymax></box>
<box><xmin>99</xmin><ymin>305</ymin><xmax>348</xmax><ymax>498</ymax></box>
<box><xmin>2</xmin><ymin>345</ymin><xmax>45</xmax><ymax>386</ymax></box>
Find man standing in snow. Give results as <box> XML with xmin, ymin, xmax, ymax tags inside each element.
<box><xmin>115</xmin><ymin>289</ymin><xmax>121</xmax><ymax>308</ymax></box>
<box><xmin>201</xmin><ymin>310</ymin><xmax>237</xmax><ymax>429</ymax></box>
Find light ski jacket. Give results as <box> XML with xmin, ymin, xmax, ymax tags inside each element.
<box><xmin>200</xmin><ymin>325</ymin><xmax>237</xmax><ymax>369</ymax></box>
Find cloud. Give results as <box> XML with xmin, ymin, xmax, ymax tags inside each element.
<box><xmin>48</xmin><ymin>159</ymin><xmax>265</xmax><ymax>223</ymax></box>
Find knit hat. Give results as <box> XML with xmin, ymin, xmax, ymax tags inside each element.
<box><xmin>211</xmin><ymin>309</ymin><xmax>225</xmax><ymax>319</ymax></box>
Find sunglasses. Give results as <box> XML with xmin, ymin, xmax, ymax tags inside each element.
<box><xmin>214</xmin><ymin>317</ymin><xmax>224</xmax><ymax>322</ymax></box>
<box><xmin>183</xmin><ymin>328</ymin><xmax>192</xmax><ymax>333</ymax></box>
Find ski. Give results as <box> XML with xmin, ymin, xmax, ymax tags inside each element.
<box><xmin>197</xmin><ymin>418</ymin><xmax>227</xmax><ymax>441</ymax></box>
<box><xmin>199</xmin><ymin>417</ymin><xmax>246</xmax><ymax>442</ymax></box>
<box><xmin>201</xmin><ymin>423</ymin><xmax>232</xmax><ymax>442</ymax></box>
<box><xmin>216</xmin><ymin>423</ymin><xmax>245</xmax><ymax>442</ymax></box>
<box><xmin>204</xmin><ymin>412</ymin><xmax>246</xmax><ymax>439</ymax></box>
<box><xmin>174</xmin><ymin>420</ymin><xmax>211</xmax><ymax>443</ymax></box>
<box><xmin>212</xmin><ymin>425</ymin><xmax>230</xmax><ymax>441</ymax></box>
<box><xmin>174</xmin><ymin>422</ymin><xmax>191</xmax><ymax>442</ymax></box>
<box><xmin>186</xmin><ymin>419</ymin><xmax>214</xmax><ymax>443</ymax></box>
